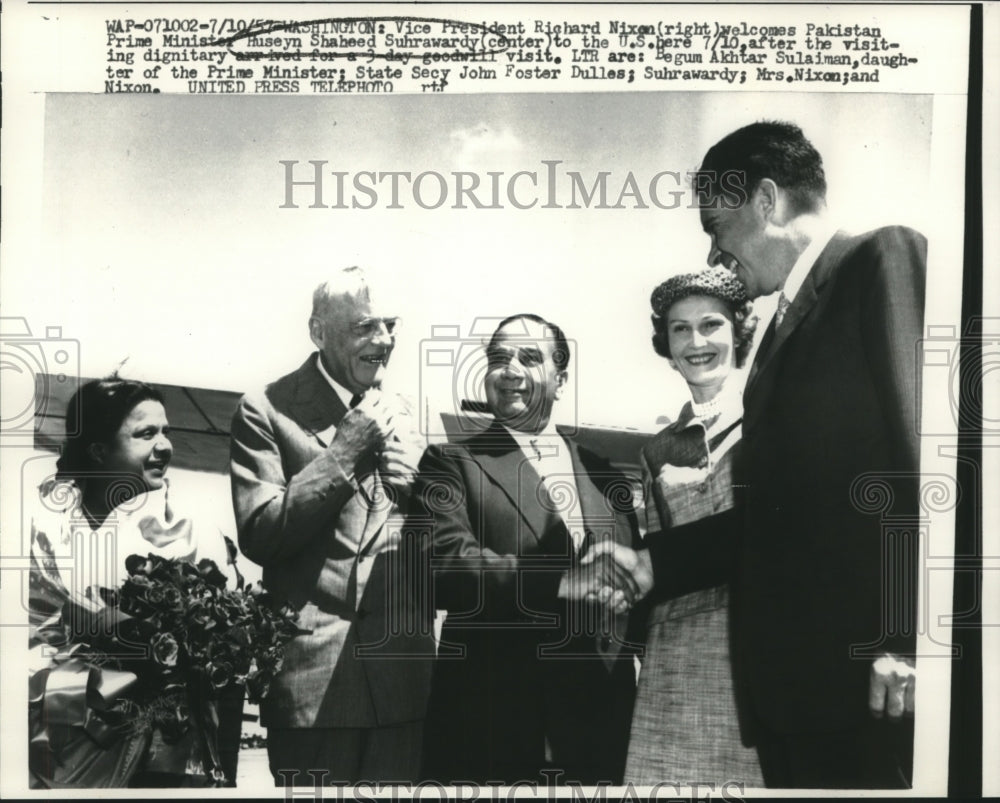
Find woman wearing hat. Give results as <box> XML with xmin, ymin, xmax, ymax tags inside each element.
<box><xmin>624</xmin><ymin>267</ymin><xmax>763</xmax><ymax>786</ymax></box>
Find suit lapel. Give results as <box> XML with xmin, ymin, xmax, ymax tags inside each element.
<box><xmin>563</xmin><ymin>437</ymin><xmax>613</xmax><ymax>553</ymax></box>
<box><xmin>352</xmin><ymin>470</ymin><xmax>387</xmax><ymax>555</ymax></box>
<box><xmin>471</xmin><ymin>422</ymin><xmax>552</xmax><ymax>547</ymax></box>
<box><xmin>745</xmin><ymin>232</ymin><xmax>848</xmax><ymax>405</ymax></box>
<box><xmin>289</xmin><ymin>354</ymin><xmax>349</xmax><ymax>447</ymax></box>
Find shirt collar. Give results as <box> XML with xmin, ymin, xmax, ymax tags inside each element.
<box><xmin>315</xmin><ymin>352</ymin><xmax>358</xmax><ymax>410</ymax></box>
<box><xmin>499</xmin><ymin>419</ymin><xmax>562</xmax><ymax>451</ymax></box>
<box><xmin>781</xmin><ymin>222</ymin><xmax>837</xmax><ymax>305</ymax></box>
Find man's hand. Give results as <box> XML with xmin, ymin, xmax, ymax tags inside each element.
<box><xmin>330</xmin><ymin>391</ymin><xmax>396</xmax><ymax>468</ymax></box>
<box><xmin>379</xmin><ymin>439</ymin><xmax>423</xmax><ymax>499</ymax></box>
<box><xmin>869</xmin><ymin>653</ymin><xmax>916</xmax><ymax>720</ymax></box>
<box><xmin>579</xmin><ymin>541</ymin><xmax>654</xmax><ymax>614</ymax></box>
<box><xmin>558</xmin><ymin>550</ymin><xmax>637</xmax><ymax>602</ymax></box>
<box><xmin>378</xmin><ymin>399</ymin><xmax>424</xmax><ymax>499</ymax></box>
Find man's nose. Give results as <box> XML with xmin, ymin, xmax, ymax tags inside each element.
<box><xmin>371</xmin><ymin>321</ymin><xmax>393</xmax><ymax>345</ymax></box>
<box><xmin>500</xmin><ymin>358</ymin><xmax>524</xmax><ymax>377</ymax></box>
<box><xmin>154</xmin><ymin>434</ymin><xmax>172</xmax><ymax>456</ymax></box>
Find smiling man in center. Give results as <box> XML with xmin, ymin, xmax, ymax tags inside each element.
<box><xmin>406</xmin><ymin>313</ymin><xmax>644</xmax><ymax>785</ymax></box>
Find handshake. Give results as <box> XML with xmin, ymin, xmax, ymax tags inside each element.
<box><xmin>557</xmin><ymin>542</ymin><xmax>655</xmax><ymax>614</ymax></box>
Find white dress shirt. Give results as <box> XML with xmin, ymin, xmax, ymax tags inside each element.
<box><xmin>781</xmin><ymin>222</ymin><xmax>837</xmax><ymax>307</ymax></box>
<box><xmin>501</xmin><ymin>421</ymin><xmax>586</xmax><ymax>552</ymax></box>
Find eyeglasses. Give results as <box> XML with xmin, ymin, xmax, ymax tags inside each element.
<box><xmin>350</xmin><ymin>317</ymin><xmax>400</xmax><ymax>338</ymax></box>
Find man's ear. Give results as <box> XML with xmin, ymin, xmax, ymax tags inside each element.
<box><xmin>754</xmin><ymin>178</ymin><xmax>778</xmax><ymax>221</ymax></box>
<box><xmin>554</xmin><ymin>370</ymin><xmax>569</xmax><ymax>399</ymax></box>
<box><xmin>308</xmin><ymin>316</ymin><xmax>323</xmax><ymax>349</ymax></box>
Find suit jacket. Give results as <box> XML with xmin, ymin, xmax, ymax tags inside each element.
<box><xmin>648</xmin><ymin>226</ymin><xmax>926</xmax><ymax>735</ymax></box>
<box><xmin>230</xmin><ymin>355</ymin><xmax>434</xmax><ymax>729</ymax></box>
<box><xmin>406</xmin><ymin>421</ymin><xmax>644</xmax><ymax>784</ymax></box>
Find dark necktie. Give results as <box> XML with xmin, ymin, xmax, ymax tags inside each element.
<box><xmin>349</xmin><ymin>393</ymin><xmax>364</xmax><ymax>409</ymax></box>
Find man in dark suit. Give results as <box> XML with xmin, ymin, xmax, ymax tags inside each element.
<box><xmin>589</xmin><ymin>122</ymin><xmax>924</xmax><ymax>788</ymax></box>
<box><xmin>230</xmin><ymin>266</ymin><xmax>434</xmax><ymax>784</ymax></box>
<box><xmin>406</xmin><ymin>314</ymin><xmax>643</xmax><ymax>785</ymax></box>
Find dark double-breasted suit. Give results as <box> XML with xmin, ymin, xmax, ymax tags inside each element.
<box><xmin>406</xmin><ymin>421</ymin><xmax>643</xmax><ymax>784</ymax></box>
<box><xmin>648</xmin><ymin>226</ymin><xmax>926</xmax><ymax>785</ymax></box>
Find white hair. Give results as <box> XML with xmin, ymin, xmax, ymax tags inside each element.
<box><xmin>311</xmin><ymin>266</ymin><xmax>372</xmax><ymax>318</ymax></box>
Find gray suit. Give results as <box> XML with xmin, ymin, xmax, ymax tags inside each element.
<box><xmin>230</xmin><ymin>355</ymin><xmax>433</xmax><ymax>778</ymax></box>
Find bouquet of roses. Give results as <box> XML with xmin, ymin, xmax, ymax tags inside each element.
<box><xmin>29</xmin><ymin>543</ymin><xmax>305</xmax><ymax>788</ymax></box>
<box><xmin>114</xmin><ymin>551</ymin><xmax>301</xmax><ymax>705</ymax></box>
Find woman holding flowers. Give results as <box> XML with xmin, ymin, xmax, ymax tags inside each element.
<box><xmin>28</xmin><ymin>376</ymin><xmax>242</xmax><ymax>788</ymax></box>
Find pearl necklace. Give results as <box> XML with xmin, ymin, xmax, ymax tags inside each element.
<box><xmin>690</xmin><ymin>395</ymin><xmax>723</xmax><ymax>419</ymax></box>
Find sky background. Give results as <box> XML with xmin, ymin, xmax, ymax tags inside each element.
<box><xmin>34</xmin><ymin>91</ymin><xmax>933</xmax><ymax>432</ymax></box>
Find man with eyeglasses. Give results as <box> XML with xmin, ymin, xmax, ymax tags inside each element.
<box><xmin>406</xmin><ymin>313</ymin><xmax>644</xmax><ymax>785</ymax></box>
<box><xmin>230</xmin><ymin>266</ymin><xmax>433</xmax><ymax>785</ymax></box>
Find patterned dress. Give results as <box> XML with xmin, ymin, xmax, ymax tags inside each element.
<box><xmin>624</xmin><ymin>393</ymin><xmax>763</xmax><ymax>786</ymax></box>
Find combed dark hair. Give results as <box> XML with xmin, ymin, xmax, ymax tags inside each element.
<box><xmin>650</xmin><ymin>272</ymin><xmax>759</xmax><ymax>369</ymax></box>
<box><xmin>56</xmin><ymin>376</ymin><xmax>164</xmax><ymax>479</ymax></box>
<box><xmin>695</xmin><ymin>120</ymin><xmax>826</xmax><ymax>215</ymax></box>
<box><xmin>488</xmin><ymin>313</ymin><xmax>571</xmax><ymax>371</ymax></box>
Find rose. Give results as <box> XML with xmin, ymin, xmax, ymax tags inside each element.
<box><xmin>184</xmin><ymin>634</ymin><xmax>211</xmax><ymax>661</ymax></box>
<box><xmin>206</xmin><ymin>661</ymin><xmax>233</xmax><ymax>691</ymax></box>
<box><xmin>146</xmin><ymin>584</ymin><xmax>165</xmax><ymax>606</ymax></box>
<box><xmin>177</xmin><ymin>561</ymin><xmax>203</xmax><ymax>584</ymax></box>
<box><xmin>119</xmin><ymin>576</ymin><xmax>156</xmax><ymax>617</ymax></box>
<box><xmin>212</xmin><ymin>595</ymin><xmax>248</xmax><ymax>629</ymax></box>
<box><xmin>146</xmin><ymin>555</ymin><xmax>175</xmax><ymax>582</ymax></box>
<box><xmin>150</xmin><ymin>632</ymin><xmax>180</xmax><ymax>667</ymax></box>
<box><xmin>187</xmin><ymin>600</ymin><xmax>216</xmax><ymax>631</ymax></box>
<box><xmin>121</xmin><ymin>574</ymin><xmax>153</xmax><ymax>595</ymax></box>
<box><xmin>124</xmin><ymin>554</ymin><xmax>155</xmax><ymax>576</ymax></box>
<box><xmin>227</xmin><ymin>624</ymin><xmax>253</xmax><ymax>649</ymax></box>
<box><xmin>196</xmin><ymin>559</ymin><xmax>228</xmax><ymax>589</ymax></box>
<box><xmin>160</xmin><ymin>584</ymin><xmax>184</xmax><ymax>613</ymax></box>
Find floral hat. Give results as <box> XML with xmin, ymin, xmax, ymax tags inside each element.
<box><xmin>650</xmin><ymin>266</ymin><xmax>748</xmax><ymax>318</ymax></box>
